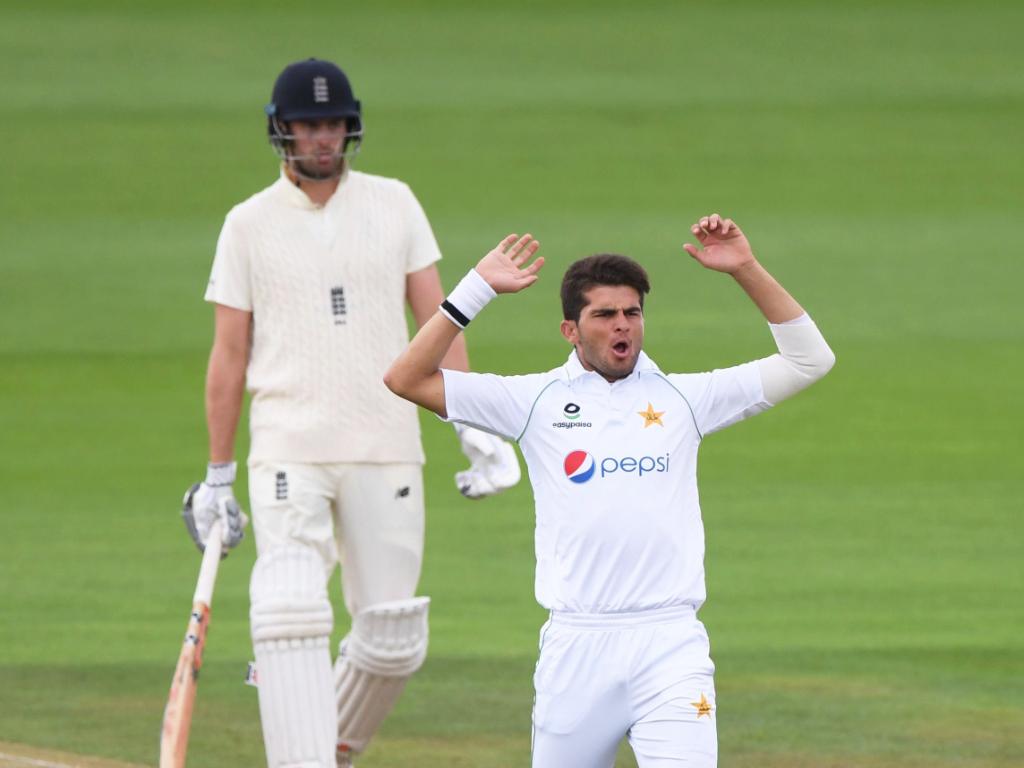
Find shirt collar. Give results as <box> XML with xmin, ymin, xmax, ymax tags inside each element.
<box><xmin>562</xmin><ymin>348</ymin><xmax>660</xmax><ymax>382</ymax></box>
<box><xmin>272</xmin><ymin>164</ymin><xmax>351</xmax><ymax>210</ymax></box>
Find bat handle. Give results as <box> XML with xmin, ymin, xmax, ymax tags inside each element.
<box><xmin>193</xmin><ymin>520</ymin><xmax>223</xmax><ymax>606</ymax></box>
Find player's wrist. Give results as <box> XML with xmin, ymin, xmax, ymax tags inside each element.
<box><xmin>205</xmin><ymin>461</ymin><xmax>237</xmax><ymax>488</ymax></box>
<box><xmin>439</xmin><ymin>269</ymin><xmax>497</xmax><ymax>330</ymax></box>
<box><xmin>728</xmin><ymin>257</ymin><xmax>761</xmax><ymax>279</ymax></box>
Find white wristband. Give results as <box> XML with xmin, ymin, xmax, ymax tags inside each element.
<box><xmin>440</xmin><ymin>269</ymin><xmax>496</xmax><ymax>329</ymax></box>
<box><xmin>206</xmin><ymin>461</ymin><xmax>236</xmax><ymax>487</ymax></box>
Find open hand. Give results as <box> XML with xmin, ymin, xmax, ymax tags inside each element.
<box><xmin>683</xmin><ymin>214</ymin><xmax>755</xmax><ymax>274</ymax></box>
<box><xmin>475</xmin><ymin>234</ymin><xmax>544</xmax><ymax>293</ymax></box>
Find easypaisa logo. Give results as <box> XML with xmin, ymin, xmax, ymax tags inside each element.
<box><xmin>563</xmin><ymin>450</ymin><xmax>670</xmax><ymax>484</ymax></box>
<box><xmin>552</xmin><ymin>402</ymin><xmax>592</xmax><ymax>430</ymax></box>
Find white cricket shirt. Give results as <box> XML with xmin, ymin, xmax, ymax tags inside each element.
<box><xmin>205</xmin><ymin>169</ymin><xmax>441</xmax><ymax>463</ymax></box>
<box><xmin>442</xmin><ymin>350</ymin><xmax>770</xmax><ymax>613</ymax></box>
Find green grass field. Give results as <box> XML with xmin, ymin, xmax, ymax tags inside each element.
<box><xmin>1</xmin><ymin>1</ymin><xmax>1022</xmax><ymax>766</ymax></box>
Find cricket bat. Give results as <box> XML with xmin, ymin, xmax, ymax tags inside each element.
<box><xmin>159</xmin><ymin>520</ymin><xmax>224</xmax><ymax>768</ymax></box>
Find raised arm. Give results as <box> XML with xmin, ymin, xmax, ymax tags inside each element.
<box><xmin>384</xmin><ymin>234</ymin><xmax>543</xmax><ymax>418</ymax></box>
<box><xmin>406</xmin><ymin>264</ymin><xmax>470</xmax><ymax>373</ymax></box>
<box><xmin>683</xmin><ymin>214</ymin><xmax>835</xmax><ymax>404</ymax></box>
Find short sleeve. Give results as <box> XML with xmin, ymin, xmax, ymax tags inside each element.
<box><xmin>667</xmin><ymin>361</ymin><xmax>770</xmax><ymax>437</ymax></box>
<box><xmin>204</xmin><ymin>211</ymin><xmax>252</xmax><ymax>311</ymax></box>
<box><xmin>402</xmin><ymin>185</ymin><xmax>442</xmax><ymax>274</ymax></box>
<box><xmin>441</xmin><ymin>370</ymin><xmax>551</xmax><ymax>442</ymax></box>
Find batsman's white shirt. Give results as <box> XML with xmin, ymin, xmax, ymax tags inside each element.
<box><xmin>205</xmin><ymin>169</ymin><xmax>441</xmax><ymax>464</ymax></box>
<box><xmin>442</xmin><ymin>350</ymin><xmax>769</xmax><ymax>613</ymax></box>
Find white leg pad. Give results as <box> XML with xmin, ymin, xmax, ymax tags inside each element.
<box><xmin>334</xmin><ymin>596</ymin><xmax>430</xmax><ymax>754</ymax></box>
<box><xmin>251</xmin><ymin>546</ymin><xmax>336</xmax><ymax>768</ymax></box>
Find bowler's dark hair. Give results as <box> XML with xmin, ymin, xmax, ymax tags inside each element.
<box><xmin>560</xmin><ymin>254</ymin><xmax>651</xmax><ymax>321</ymax></box>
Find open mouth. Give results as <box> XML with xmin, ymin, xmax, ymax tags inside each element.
<box><xmin>611</xmin><ymin>340</ymin><xmax>630</xmax><ymax>359</ymax></box>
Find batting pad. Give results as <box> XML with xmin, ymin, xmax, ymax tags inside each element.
<box><xmin>334</xmin><ymin>596</ymin><xmax>430</xmax><ymax>753</ymax></box>
<box><xmin>251</xmin><ymin>546</ymin><xmax>336</xmax><ymax>768</ymax></box>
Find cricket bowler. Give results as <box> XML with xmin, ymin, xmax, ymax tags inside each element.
<box><xmin>384</xmin><ymin>215</ymin><xmax>835</xmax><ymax>766</ymax></box>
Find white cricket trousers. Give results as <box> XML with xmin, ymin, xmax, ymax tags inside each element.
<box><xmin>532</xmin><ymin>604</ymin><xmax>717</xmax><ymax>768</ymax></box>
<box><xmin>248</xmin><ymin>461</ymin><xmax>424</xmax><ymax>615</ymax></box>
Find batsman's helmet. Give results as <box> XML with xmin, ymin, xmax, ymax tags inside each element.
<box><xmin>265</xmin><ymin>58</ymin><xmax>363</xmax><ymax>158</ymax></box>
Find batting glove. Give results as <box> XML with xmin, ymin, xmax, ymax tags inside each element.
<box><xmin>454</xmin><ymin>424</ymin><xmax>521</xmax><ymax>499</ymax></box>
<box><xmin>182</xmin><ymin>461</ymin><xmax>248</xmax><ymax>555</ymax></box>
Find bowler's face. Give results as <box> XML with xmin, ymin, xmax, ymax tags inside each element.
<box><xmin>561</xmin><ymin>285</ymin><xmax>644</xmax><ymax>382</ymax></box>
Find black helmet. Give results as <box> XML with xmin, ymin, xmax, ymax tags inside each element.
<box><xmin>266</xmin><ymin>58</ymin><xmax>361</xmax><ymax>127</ymax></box>
<box><xmin>266</xmin><ymin>58</ymin><xmax>363</xmax><ymax>162</ymax></box>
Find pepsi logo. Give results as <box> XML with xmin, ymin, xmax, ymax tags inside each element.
<box><xmin>562</xmin><ymin>451</ymin><xmax>671</xmax><ymax>484</ymax></box>
<box><xmin>563</xmin><ymin>450</ymin><xmax>595</xmax><ymax>484</ymax></box>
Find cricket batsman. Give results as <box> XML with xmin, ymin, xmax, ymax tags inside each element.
<box><xmin>384</xmin><ymin>215</ymin><xmax>835</xmax><ymax>766</ymax></box>
<box><xmin>179</xmin><ymin>58</ymin><xmax>521</xmax><ymax>767</ymax></box>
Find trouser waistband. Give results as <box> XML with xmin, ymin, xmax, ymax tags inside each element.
<box><xmin>549</xmin><ymin>603</ymin><xmax>696</xmax><ymax>630</ymax></box>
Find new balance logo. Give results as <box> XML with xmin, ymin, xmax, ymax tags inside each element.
<box><xmin>313</xmin><ymin>76</ymin><xmax>329</xmax><ymax>103</ymax></box>
<box><xmin>331</xmin><ymin>286</ymin><xmax>347</xmax><ymax>325</ymax></box>
<box><xmin>275</xmin><ymin>471</ymin><xmax>288</xmax><ymax>500</ymax></box>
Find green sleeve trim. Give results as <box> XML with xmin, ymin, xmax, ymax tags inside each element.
<box><xmin>648</xmin><ymin>372</ymin><xmax>703</xmax><ymax>440</ymax></box>
<box><xmin>517</xmin><ymin>378</ymin><xmax>561</xmax><ymax>443</ymax></box>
